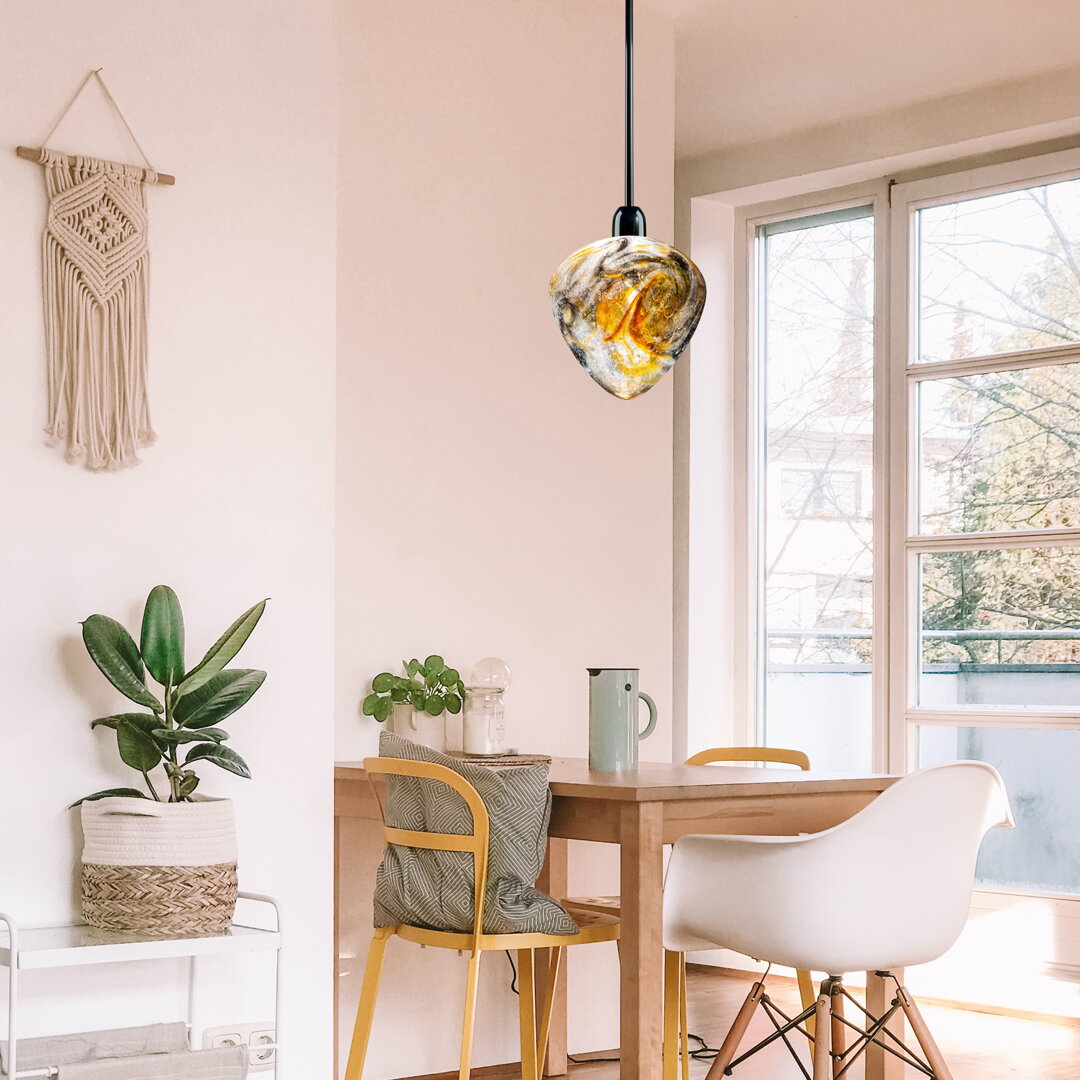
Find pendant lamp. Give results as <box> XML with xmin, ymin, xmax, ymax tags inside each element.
<box><xmin>549</xmin><ymin>0</ymin><xmax>706</xmax><ymax>400</ymax></box>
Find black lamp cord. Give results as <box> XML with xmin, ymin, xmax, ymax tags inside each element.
<box><xmin>612</xmin><ymin>0</ymin><xmax>646</xmax><ymax>237</ymax></box>
<box><xmin>624</xmin><ymin>0</ymin><xmax>634</xmax><ymax>209</ymax></box>
<box><xmin>503</xmin><ymin>950</ymin><xmax>717</xmax><ymax>1065</ymax></box>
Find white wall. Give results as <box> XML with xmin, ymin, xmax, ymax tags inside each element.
<box><xmin>336</xmin><ymin>0</ymin><xmax>675</xmax><ymax>1074</ymax></box>
<box><xmin>0</xmin><ymin>3</ymin><xmax>336</xmax><ymax>1076</ymax></box>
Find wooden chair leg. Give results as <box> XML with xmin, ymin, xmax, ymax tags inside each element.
<box><xmin>679</xmin><ymin>954</ymin><xmax>690</xmax><ymax>1080</ymax></box>
<box><xmin>663</xmin><ymin>950</ymin><xmax>680</xmax><ymax>1080</ymax></box>
<box><xmin>797</xmin><ymin>968</ymin><xmax>817</xmax><ymax>1038</ymax></box>
<box><xmin>812</xmin><ymin>990</ymin><xmax>832</xmax><ymax>1080</ymax></box>
<box><xmin>344</xmin><ymin>929</ymin><xmax>391</xmax><ymax>1080</ymax></box>
<box><xmin>537</xmin><ymin>947</ymin><xmax>564</xmax><ymax>1078</ymax></box>
<box><xmin>704</xmin><ymin>981</ymin><xmax>763</xmax><ymax>1080</ymax></box>
<box><xmin>518</xmin><ymin>949</ymin><xmax>538</xmax><ymax>1080</ymax></box>
<box><xmin>459</xmin><ymin>951</ymin><xmax>483</xmax><ymax>1080</ymax></box>
<box><xmin>829</xmin><ymin>983</ymin><xmax>845</xmax><ymax>1078</ymax></box>
<box><xmin>896</xmin><ymin>986</ymin><xmax>955</xmax><ymax>1080</ymax></box>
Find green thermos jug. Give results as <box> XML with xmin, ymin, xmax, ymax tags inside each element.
<box><xmin>587</xmin><ymin>667</ymin><xmax>658</xmax><ymax>772</ymax></box>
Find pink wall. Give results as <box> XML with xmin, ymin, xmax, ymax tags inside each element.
<box><xmin>336</xmin><ymin>0</ymin><xmax>675</xmax><ymax>1073</ymax></box>
<box><xmin>0</xmin><ymin>2</ymin><xmax>336</xmax><ymax>1074</ymax></box>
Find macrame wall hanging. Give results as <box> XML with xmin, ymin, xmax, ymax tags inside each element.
<box><xmin>17</xmin><ymin>69</ymin><xmax>174</xmax><ymax>470</ymax></box>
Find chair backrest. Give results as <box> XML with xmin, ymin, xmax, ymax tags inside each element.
<box><xmin>364</xmin><ymin>757</ymin><xmax>490</xmax><ymax>945</ymax></box>
<box><xmin>686</xmin><ymin>746</ymin><xmax>810</xmax><ymax>770</ymax></box>
<box><xmin>663</xmin><ymin>761</ymin><xmax>1013</xmax><ymax>973</ymax></box>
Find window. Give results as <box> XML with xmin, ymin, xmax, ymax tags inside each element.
<box><xmin>756</xmin><ymin>207</ymin><xmax>875</xmax><ymax>773</ymax></box>
<box><xmin>744</xmin><ymin>148</ymin><xmax>1080</xmax><ymax>901</ymax></box>
<box><xmin>900</xmin><ymin>159</ymin><xmax>1080</xmax><ymax>899</ymax></box>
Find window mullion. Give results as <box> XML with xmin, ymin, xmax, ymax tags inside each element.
<box><xmin>907</xmin><ymin>342</ymin><xmax>1080</xmax><ymax>381</ymax></box>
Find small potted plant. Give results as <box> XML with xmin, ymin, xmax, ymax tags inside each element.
<box><xmin>363</xmin><ymin>655</ymin><xmax>465</xmax><ymax>751</ymax></box>
<box><xmin>74</xmin><ymin>585</ymin><xmax>267</xmax><ymax>936</ymax></box>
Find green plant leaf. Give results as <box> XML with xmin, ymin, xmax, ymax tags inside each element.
<box><xmin>91</xmin><ymin>711</ymin><xmax>159</xmax><ymax>731</ymax></box>
<box><xmin>408</xmin><ymin>688</ymin><xmax>425</xmax><ymax>709</ymax></box>
<box><xmin>439</xmin><ymin>668</ymin><xmax>459</xmax><ymax>686</ymax></box>
<box><xmin>406</xmin><ymin>659</ymin><xmax>422</xmax><ymax>677</ymax></box>
<box><xmin>117</xmin><ymin>720</ymin><xmax>162</xmax><ymax>773</ymax></box>
<box><xmin>81</xmin><ymin>615</ymin><xmax>163</xmax><ymax>713</ymax></box>
<box><xmin>425</xmin><ymin>695</ymin><xmax>445</xmax><ymax>716</ymax></box>
<box><xmin>390</xmin><ymin>685</ymin><xmax>407</xmax><ymax>702</ymax></box>
<box><xmin>178</xmin><ymin>771</ymin><xmax>201</xmax><ymax>798</ymax></box>
<box><xmin>69</xmin><ymin>787</ymin><xmax>148</xmax><ymax>808</ymax></box>
<box><xmin>424</xmin><ymin>655</ymin><xmax>445</xmax><ymax>676</ymax></box>
<box><xmin>373</xmin><ymin>697</ymin><xmax>393</xmax><ymax>723</ymax></box>
<box><xmin>177</xmin><ymin>599</ymin><xmax>267</xmax><ymax>695</ymax></box>
<box><xmin>140</xmin><ymin>585</ymin><xmax>186</xmax><ymax>688</ymax></box>
<box><xmin>362</xmin><ymin>693</ymin><xmax>380</xmax><ymax>716</ymax></box>
<box><xmin>174</xmin><ymin>669</ymin><xmax>266</xmax><ymax>728</ymax></box>
<box><xmin>371</xmin><ymin>672</ymin><xmax>395</xmax><ymax>693</ymax></box>
<box><xmin>153</xmin><ymin>727</ymin><xmax>228</xmax><ymax>744</ymax></box>
<box><xmin>445</xmin><ymin>694</ymin><xmax>462</xmax><ymax>714</ymax></box>
<box><xmin>184</xmin><ymin>743</ymin><xmax>252</xmax><ymax>778</ymax></box>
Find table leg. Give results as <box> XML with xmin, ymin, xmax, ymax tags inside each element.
<box><xmin>537</xmin><ymin>837</ymin><xmax>569</xmax><ymax>1076</ymax></box>
<box><xmin>334</xmin><ymin>811</ymin><xmax>341</xmax><ymax>1080</ymax></box>
<box><xmin>865</xmin><ymin>969</ymin><xmax>905</xmax><ymax>1080</ymax></box>
<box><xmin>620</xmin><ymin>801</ymin><xmax>665</xmax><ymax>1080</ymax></box>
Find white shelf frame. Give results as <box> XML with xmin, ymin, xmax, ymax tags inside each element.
<box><xmin>0</xmin><ymin>892</ymin><xmax>282</xmax><ymax>1080</ymax></box>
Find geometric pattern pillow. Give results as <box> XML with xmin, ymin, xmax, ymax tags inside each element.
<box><xmin>373</xmin><ymin>731</ymin><xmax>578</xmax><ymax>935</ymax></box>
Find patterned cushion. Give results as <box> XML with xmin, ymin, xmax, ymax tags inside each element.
<box><xmin>373</xmin><ymin>732</ymin><xmax>578</xmax><ymax>935</ymax></box>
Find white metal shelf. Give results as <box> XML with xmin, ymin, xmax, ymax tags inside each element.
<box><xmin>0</xmin><ymin>892</ymin><xmax>281</xmax><ymax>1079</ymax></box>
<box><xmin>0</xmin><ymin>922</ymin><xmax>281</xmax><ymax>971</ymax></box>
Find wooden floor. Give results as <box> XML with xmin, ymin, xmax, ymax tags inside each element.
<box><xmin>405</xmin><ymin>966</ymin><xmax>1080</xmax><ymax>1080</ymax></box>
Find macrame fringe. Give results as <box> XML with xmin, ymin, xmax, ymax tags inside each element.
<box><xmin>39</xmin><ymin>147</ymin><xmax>157</xmax><ymax>470</ymax></box>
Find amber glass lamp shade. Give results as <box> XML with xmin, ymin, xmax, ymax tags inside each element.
<box><xmin>550</xmin><ymin>235</ymin><xmax>706</xmax><ymax>400</ymax></box>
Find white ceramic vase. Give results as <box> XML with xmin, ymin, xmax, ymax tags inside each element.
<box><xmin>390</xmin><ymin>703</ymin><xmax>446</xmax><ymax>752</ymax></box>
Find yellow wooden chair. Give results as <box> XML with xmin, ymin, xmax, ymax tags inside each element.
<box><xmin>564</xmin><ymin>746</ymin><xmax>816</xmax><ymax>1080</ymax></box>
<box><xmin>344</xmin><ymin>756</ymin><xmax>620</xmax><ymax>1080</ymax></box>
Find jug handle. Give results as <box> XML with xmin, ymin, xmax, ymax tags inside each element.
<box><xmin>638</xmin><ymin>692</ymin><xmax>658</xmax><ymax>741</ymax></box>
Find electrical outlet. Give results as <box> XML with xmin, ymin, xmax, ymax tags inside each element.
<box><xmin>207</xmin><ymin>1030</ymin><xmax>243</xmax><ymax>1049</ymax></box>
<box><xmin>249</xmin><ymin>1028</ymin><xmax>277</xmax><ymax>1069</ymax></box>
<box><xmin>202</xmin><ymin>1022</ymin><xmax>277</xmax><ymax>1071</ymax></box>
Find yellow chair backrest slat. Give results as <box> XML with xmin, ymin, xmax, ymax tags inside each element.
<box><xmin>685</xmin><ymin>746</ymin><xmax>811</xmax><ymax>771</ymax></box>
<box><xmin>363</xmin><ymin>756</ymin><xmax>490</xmax><ymax>948</ymax></box>
<box><xmin>383</xmin><ymin>826</ymin><xmax>482</xmax><ymax>854</ymax></box>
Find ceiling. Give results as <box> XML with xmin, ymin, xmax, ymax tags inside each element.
<box><xmin>663</xmin><ymin>0</ymin><xmax>1080</xmax><ymax>159</ymax></box>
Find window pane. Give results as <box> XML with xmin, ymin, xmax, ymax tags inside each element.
<box><xmin>761</xmin><ymin>210</ymin><xmax>874</xmax><ymax>771</ymax></box>
<box><xmin>919</xmin><ymin>547</ymin><xmax>1080</xmax><ymax>708</ymax></box>
<box><xmin>917</xmin><ymin>177</ymin><xmax>1080</xmax><ymax>363</ymax></box>
<box><xmin>919</xmin><ymin>363</ymin><xmax>1080</xmax><ymax>534</ymax></box>
<box><xmin>919</xmin><ymin>726</ymin><xmax>1080</xmax><ymax>895</ymax></box>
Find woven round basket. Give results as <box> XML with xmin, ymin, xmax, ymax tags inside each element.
<box><xmin>80</xmin><ymin>796</ymin><xmax>238</xmax><ymax>937</ymax></box>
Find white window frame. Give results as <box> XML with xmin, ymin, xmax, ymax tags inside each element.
<box><xmin>889</xmin><ymin>147</ymin><xmax>1080</xmax><ymax>771</ymax></box>
<box><xmin>733</xmin><ymin>180</ymin><xmax>892</xmax><ymax>770</ymax></box>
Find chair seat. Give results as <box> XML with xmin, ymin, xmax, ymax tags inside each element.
<box><xmin>392</xmin><ymin>907</ymin><xmax>620</xmax><ymax>952</ymax></box>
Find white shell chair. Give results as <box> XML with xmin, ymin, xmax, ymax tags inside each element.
<box><xmin>662</xmin><ymin>762</ymin><xmax>1013</xmax><ymax>1080</ymax></box>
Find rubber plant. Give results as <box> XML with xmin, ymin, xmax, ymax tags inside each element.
<box><xmin>75</xmin><ymin>586</ymin><xmax>267</xmax><ymax>804</ymax></box>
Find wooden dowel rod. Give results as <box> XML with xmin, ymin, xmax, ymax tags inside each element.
<box><xmin>15</xmin><ymin>146</ymin><xmax>175</xmax><ymax>186</ymax></box>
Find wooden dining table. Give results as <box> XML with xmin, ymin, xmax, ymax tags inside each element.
<box><xmin>335</xmin><ymin>758</ymin><xmax>902</xmax><ymax>1080</ymax></box>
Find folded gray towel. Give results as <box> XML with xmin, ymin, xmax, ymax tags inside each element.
<box><xmin>57</xmin><ymin>1046</ymin><xmax>248</xmax><ymax>1079</ymax></box>
<box><xmin>0</xmin><ymin>1023</ymin><xmax>187</xmax><ymax>1073</ymax></box>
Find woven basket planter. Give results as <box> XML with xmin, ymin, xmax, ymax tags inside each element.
<box><xmin>80</xmin><ymin>796</ymin><xmax>238</xmax><ymax>937</ymax></box>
